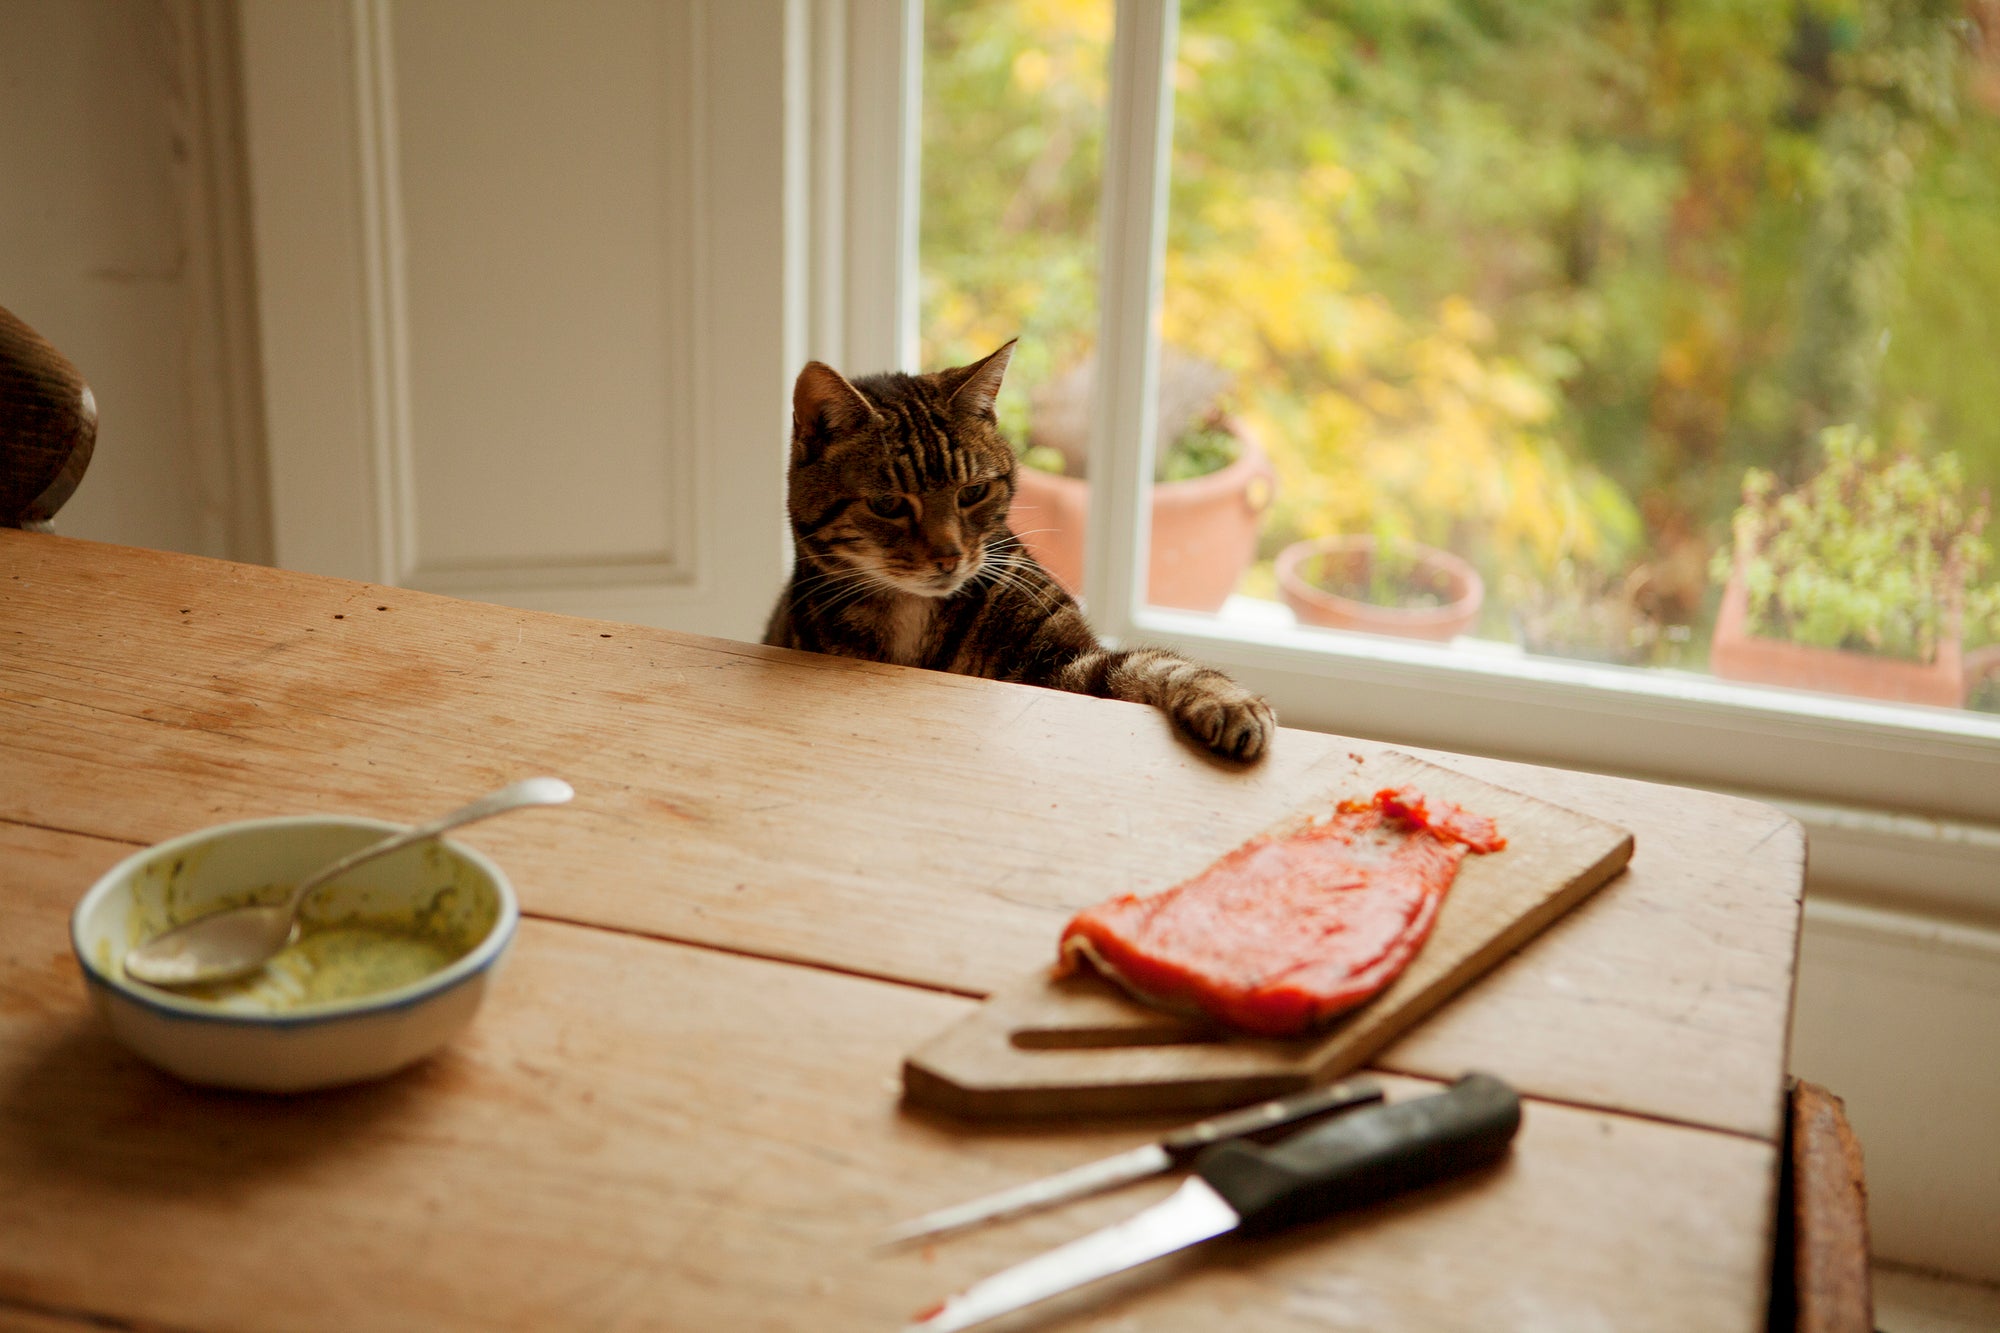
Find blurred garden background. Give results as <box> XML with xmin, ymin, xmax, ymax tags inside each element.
<box><xmin>919</xmin><ymin>0</ymin><xmax>2000</xmax><ymax>709</ymax></box>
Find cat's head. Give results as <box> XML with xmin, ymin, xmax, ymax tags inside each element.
<box><xmin>785</xmin><ymin>341</ymin><xmax>1019</xmax><ymax>599</ymax></box>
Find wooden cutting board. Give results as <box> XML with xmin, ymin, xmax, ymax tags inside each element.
<box><xmin>903</xmin><ymin>749</ymin><xmax>1634</xmax><ymax>1119</ymax></box>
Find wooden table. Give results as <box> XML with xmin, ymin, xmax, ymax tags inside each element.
<box><xmin>0</xmin><ymin>532</ymin><xmax>1805</xmax><ymax>1332</ymax></box>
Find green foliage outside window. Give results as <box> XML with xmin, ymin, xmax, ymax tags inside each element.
<box><xmin>1715</xmin><ymin>426</ymin><xmax>2000</xmax><ymax>662</ymax></box>
<box><xmin>921</xmin><ymin>0</ymin><xmax>2000</xmax><ymax>672</ymax></box>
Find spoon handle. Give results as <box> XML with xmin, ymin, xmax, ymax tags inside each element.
<box><xmin>283</xmin><ymin>777</ymin><xmax>574</xmax><ymax>912</ymax></box>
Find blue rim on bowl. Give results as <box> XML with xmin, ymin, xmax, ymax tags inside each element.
<box><xmin>70</xmin><ymin>815</ymin><xmax>520</xmax><ymax>1028</ymax></box>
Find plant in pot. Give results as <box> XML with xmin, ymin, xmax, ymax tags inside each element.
<box><xmin>1708</xmin><ymin>425</ymin><xmax>2000</xmax><ymax>706</ymax></box>
<box><xmin>1007</xmin><ymin>348</ymin><xmax>1275</xmax><ymax>613</ymax></box>
<box><xmin>1274</xmin><ymin>516</ymin><xmax>1484</xmax><ymax>642</ymax></box>
<box><xmin>1506</xmin><ymin>560</ymin><xmax>1691</xmax><ymax>667</ymax></box>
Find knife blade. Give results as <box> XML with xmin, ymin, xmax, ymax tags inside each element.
<box><xmin>902</xmin><ymin>1072</ymin><xmax>1521</xmax><ymax>1333</ymax></box>
<box><xmin>880</xmin><ymin>1079</ymin><xmax>1383</xmax><ymax>1246</ymax></box>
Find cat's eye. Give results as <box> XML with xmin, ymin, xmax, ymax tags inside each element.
<box><xmin>866</xmin><ymin>495</ymin><xmax>909</xmax><ymax>519</ymax></box>
<box><xmin>958</xmin><ymin>481</ymin><xmax>991</xmax><ymax>506</ymax></box>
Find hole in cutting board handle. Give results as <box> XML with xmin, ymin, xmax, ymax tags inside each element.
<box><xmin>1009</xmin><ymin>1021</ymin><xmax>1230</xmax><ymax>1050</ymax></box>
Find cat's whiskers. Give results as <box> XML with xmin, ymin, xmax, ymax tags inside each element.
<box><xmin>821</xmin><ymin>573</ymin><xmax>895</xmax><ymax>619</ymax></box>
<box><xmin>794</xmin><ymin>547</ymin><xmax>902</xmax><ymax>594</ymax></box>
<box><xmin>787</xmin><ymin>566</ymin><xmax>872</xmax><ymax>608</ymax></box>
<box><xmin>988</xmin><ymin>538</ymin><xmax>1074</xmax><ymax>606</ymax></box>
<box><xmin>789</xmin><ymin>559</ymin><xmax>891</xmax><ymax>621</ymax></box>
<box><xmin>786</xmin><ymin>565</ymin><xmax>858</xmax><ymax>595</ymax></box>
<box><xmin>838</xmin><ymin>552</ymin><xmax>962</xmax><ymax>611</ymax></box>
<box><xmin>975</xmin><ymin>545</ymin><xmax>1067</xmax><ymax>618</ymax></box>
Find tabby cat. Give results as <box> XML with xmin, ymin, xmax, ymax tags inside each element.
<box><xmin>763</xmin><ymin>341</ymin><xmax>1276</xmax><ymax>762</ymax></box>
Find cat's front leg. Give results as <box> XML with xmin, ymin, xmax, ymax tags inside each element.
<box><xmin>1059</xmin><ymin>645</ymin><xmax>1276</xmax><ymax>762</ymax></box>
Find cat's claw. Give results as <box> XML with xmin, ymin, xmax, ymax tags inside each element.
<box><xmin>1178</xmin><ymin>690</ymin><xmax>1276</xmax><ymax>763</ymax></box>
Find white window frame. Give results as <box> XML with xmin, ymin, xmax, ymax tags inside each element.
<box><xmin>804</xmin><ymin>0</ymin><xmax>921</xmax><ymax>376</ymax></box>
<box><xmin>851</xmin><ymin>0</ymin><xmax>2000</xmax><ymax>918</ymax></box>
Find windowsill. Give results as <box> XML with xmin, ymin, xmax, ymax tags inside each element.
<box><xmin>1178</xmin><ymin>593</ymin><xmax>2000</xmax><ymax>750</ymax></box>
<box><xmin>1116</xmin><ymin>594</ymin><xmax>2000</xmax><ymax>931</ymax></box>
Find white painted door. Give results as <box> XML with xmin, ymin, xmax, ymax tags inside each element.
<box><xmin>236</xmin><ymin>0</ymin><xmax>798</xmax><ymax>642</ymax></box>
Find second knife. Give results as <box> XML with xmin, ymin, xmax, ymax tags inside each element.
<box><xmin>880</xmin><ymin>1078</ymin><xmax>1383</xmax><ymax>1245</ymax></box>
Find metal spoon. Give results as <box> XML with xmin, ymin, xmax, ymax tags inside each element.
<box><xmin>123</xmin><ymin>777</ymin><xmax>574</xmax><ymax>989</ymax></box>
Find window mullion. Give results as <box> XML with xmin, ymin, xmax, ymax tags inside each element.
<box><xmin>815</xmin><ymin>0</ymin><xmax>920</xmax><ymax>375</ymax></box>
<box><xmin>1083</xmin><ymin>0</ymin><xmax>1178</xmax><ymax>635</ymax></box>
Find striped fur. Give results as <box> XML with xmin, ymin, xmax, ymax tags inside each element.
<box><xmin>763</xmin><ymin>342</ymin><xmax>1276</xmax><ymax>762</ymax></box>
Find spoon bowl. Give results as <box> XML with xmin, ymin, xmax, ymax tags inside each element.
<box><xmin>123</xmin><ymin>777</ymin><xmax>573</xmax><ymax>988</ymax></box>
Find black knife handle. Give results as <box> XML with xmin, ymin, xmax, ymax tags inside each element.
<box><xmin>1159</xmin><ymin>1078</ymin><xmax>1384</xmax><ymax>1163</ymax></box>
<box><xmin>1193</xmin><ymin>1072</ymin><xmax>1521</xmax><ymax>1236</ymax></box>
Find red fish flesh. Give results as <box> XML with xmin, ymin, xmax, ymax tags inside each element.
<box><xmin>1056</xmin><ymin>787</ymin><xmax>1505</xmax><ymax>1037</ymax></box>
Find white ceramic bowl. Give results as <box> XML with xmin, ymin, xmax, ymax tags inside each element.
<box><xmin>71</xmin><ymin>815</ymin><xmax>518</xmax><ymax>1092</ymax></box>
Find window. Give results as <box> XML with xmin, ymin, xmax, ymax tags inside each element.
<box><xmin>913</xmin><ymin>0</ymin><xmax>2000</xmax><ymax>866</ymax></box>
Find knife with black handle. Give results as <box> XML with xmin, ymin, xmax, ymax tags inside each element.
<box><xmin>881</xmin><ymin>1078</ymin><xmax>1384</xmax><ymax>1246</ymax></box>
<box><xmin>903</xmin><ymin>1073</ymin><xmax>1522</xmax><ymax>1332</ymax></box>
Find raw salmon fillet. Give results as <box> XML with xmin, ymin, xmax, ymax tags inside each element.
<box><xmin>1056</xmin><ymin>787</ymin><xmax>1505</xmax><ymax>1037</ymax></box>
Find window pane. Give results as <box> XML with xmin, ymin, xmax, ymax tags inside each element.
<box><xmin>1150</xmin><ymin>0</ymin><xmax>2000</xmax><ymax>715</ymax></box>
<box><xmin>920</xmin><ymin>0</ymin><xmax>1115</xmax><ymax>601</ymax></box>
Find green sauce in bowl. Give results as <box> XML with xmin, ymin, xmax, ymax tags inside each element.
<box><xmin>139</xmin><ymin>876</ymin><xmax>496</xmax><ymax>1015</ymax></box>
<box><xmin>175</xmin><ymin>919</ymin><xmax>467</xmax><ymax>1012</ymax></box>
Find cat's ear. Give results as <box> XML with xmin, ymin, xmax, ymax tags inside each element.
<box><xmin>941</xmin><ymin>339</ymin><xmax>1017</xmax><ymax>422</ymax></box>
<box><xmin>792</xmin><ymin>361</ymin><xmax>875</xmax><ymax>462</ymax></box>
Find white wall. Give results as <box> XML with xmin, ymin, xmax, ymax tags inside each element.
<box><xmin>1791</xmin><ymin>903</ymin><xmax>2000</xmax><ymax>1280</ymax></box>
<box><xmin>234</xmin><ymin>0</ymin><xmax>793</xmax><ymax>641</ymax></box>
<box><xmin>0</xmin><ymin>0</ymin><xmax>268</xmax><ymax>561</ymax></box>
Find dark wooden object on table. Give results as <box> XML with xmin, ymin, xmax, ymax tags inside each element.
<box><xmin>1770</xmin><ymin>1078</ymin><xmax>1874</xmax><ymax>1333</ymax></box>
<box><xmin>0</xmin><ymin>304</ymin><xmax>97</xmax><ymax>529</ymax></box>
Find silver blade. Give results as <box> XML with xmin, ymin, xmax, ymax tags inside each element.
<box><xmin>881</xmin><ymin>1143</ymin><xmax>1172</xmax><ymax>1246</ymax></box>
<box><xmin>902</xmin><ymin>1178</ymin><xmax>1240</xmax><ymax>1333</ymax></box>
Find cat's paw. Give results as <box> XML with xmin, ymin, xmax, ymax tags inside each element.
<box><xmin>1174</xmin><ymin>684</ymin><xmax>1276</xmax><ymax>762</ymax></box>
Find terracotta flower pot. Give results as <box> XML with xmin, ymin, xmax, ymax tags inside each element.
<box><xmin>1275</xmin><ymin>536</ymin><xmax>1484</xmax><ymax>642</ymax></box>
<box><xmin>1006</xmin><ymin>421</ymin><xmax>1275</xmax><ymax>613</ymax></box>
<box><xmin>1709</xmin><ymin>562</ymin><xmax>1966</xmax><ymax>706</ymax></box>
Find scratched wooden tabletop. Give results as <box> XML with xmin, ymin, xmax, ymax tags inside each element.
<box><xmin>0</xmin><ymin>532</ymin><xmax>1803</xmax><ymax>1332</ymax></box>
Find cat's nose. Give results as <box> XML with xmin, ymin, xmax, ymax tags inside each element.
<box><xmin>932</xmin><ymin>551</ymin><xmax>962</xmax><ymax>573</ymax></box>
